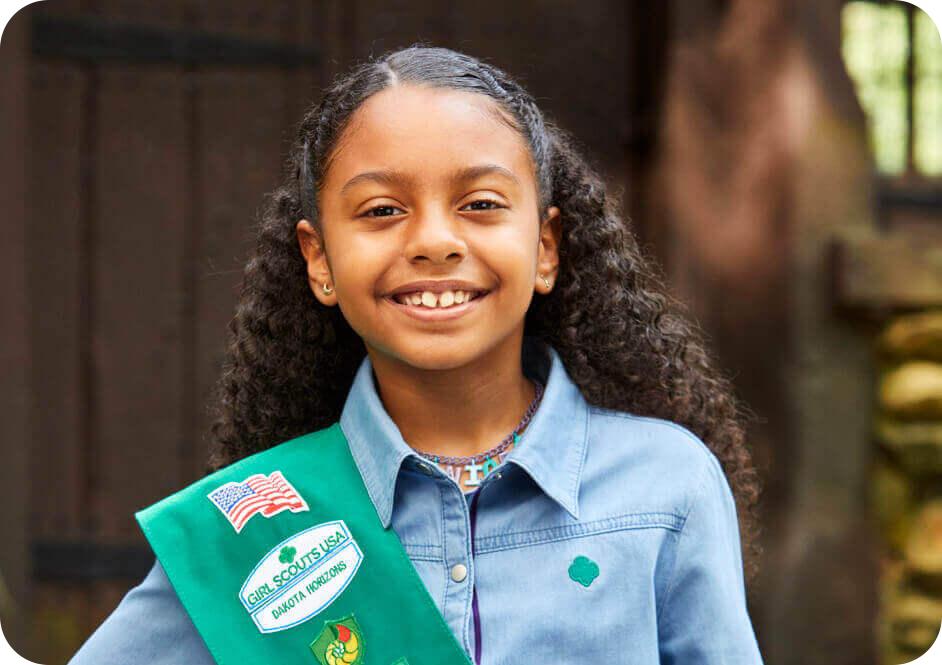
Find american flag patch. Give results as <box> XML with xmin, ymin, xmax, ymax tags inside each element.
<box><xmin>207</xmin><ymin>471</ymin><xmax>309</xmax><ymax>533</ymax></box>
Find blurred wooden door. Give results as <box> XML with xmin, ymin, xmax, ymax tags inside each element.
<box><xmin>20</xmin><ymin>1</ymin><xmax>322</xmax><ymax>661</ymax></box>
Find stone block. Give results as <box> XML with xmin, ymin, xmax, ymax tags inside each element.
<box><xmin>880</xmin><ymin>362</ymin><xmax>942</xmax><ymax>419</ymax></box>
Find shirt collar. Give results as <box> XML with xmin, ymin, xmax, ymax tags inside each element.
<box><xmin>339</xmin><ymin>336</ymin><xmax>590</xmax><ymax>528</ymax></box>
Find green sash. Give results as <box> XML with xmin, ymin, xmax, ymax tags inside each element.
<box><xmin>136</xmin><ymin>422</ymin><xmax>473</xmax><ymax>665</ymax></box>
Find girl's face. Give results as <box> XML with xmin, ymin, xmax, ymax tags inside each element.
<box><xmin>297</xmin><ymin>84</ymin><xmax>560</xmax><ymax>371</ymax></box>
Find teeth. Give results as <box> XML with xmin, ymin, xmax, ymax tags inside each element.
<box><xmin>394</xmin><ymin>289</ymin><xmax>480</xmax><ymax>308</ymax></box>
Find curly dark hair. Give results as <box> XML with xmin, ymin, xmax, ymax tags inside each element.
<box><xmin>205</xmin><ymin>43</ymin><xmax>763</xmax><ymax>585</ymax></box>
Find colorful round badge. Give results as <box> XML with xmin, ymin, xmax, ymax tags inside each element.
<box><xmin>310</xmin><ymin>614</ymin><xmax>363</xmax><ymax>665</ymax></box>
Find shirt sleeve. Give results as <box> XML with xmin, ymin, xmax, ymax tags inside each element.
<box><xmin>67</xmin><ymin>558</ymin><xmax>216</xmax><ymax>665</ymax></box>
<box><xmin>657</xmin><ymin>452</ymin><xmax>764</xmax><ymax>664</ymax></box>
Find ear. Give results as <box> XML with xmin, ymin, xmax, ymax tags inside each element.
<box><xmin>535</xmin><ymin>205</ymin><xmax>561</xmax><ymax>294</ymax></box>
<box><xmin>296</xmin><ymin>219</ymin><xmax>337</xmax><ymax>306</ymax></box>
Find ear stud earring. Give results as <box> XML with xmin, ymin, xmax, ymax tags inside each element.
<box><xmin>540</xmin><ymin>274</ymin><xmax>552</xmax><ymax>289</ymax></box>
<box><xmin>321</xmin><ymin>283</ymin><xmax>333</xmax><ymax>295</ymax></box>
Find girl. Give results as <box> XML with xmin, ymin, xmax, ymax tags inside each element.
<box><xmin>69</xmin><ymin>44</ymin><xmax>764</xmax><ymax>664</ymax></box>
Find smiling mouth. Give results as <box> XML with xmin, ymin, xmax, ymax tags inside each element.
<box><xmin>383</xmin><ymin>291</ymin><xmax>491</xmax><ymax>321</ymax></box>
<box><xmin>388</xmin><ymin>289</ymin><xmax>487</xmax><ymax>309</ymax></box>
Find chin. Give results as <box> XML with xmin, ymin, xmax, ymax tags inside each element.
<box><xmin>385</xmin><ymin>339</ymin><xmax>484</xmax><ymax>371</ymax></box>
<box><xmin>405</xmin><ymin>348</ymin><xmax>478</xmax><ymax>371</ymax></box>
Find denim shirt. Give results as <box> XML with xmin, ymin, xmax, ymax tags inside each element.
<box><xmin>68</xmin><ymin>337</ymin><xmax>764</xmax><ymax>665</ymax></box>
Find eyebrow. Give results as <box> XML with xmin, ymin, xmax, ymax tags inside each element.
<box><xmin>339</xmin><ymin>163</ymin><xmax>520</xmax><ymax>196</ymax></box>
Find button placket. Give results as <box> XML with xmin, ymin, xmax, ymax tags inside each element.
<box><xmin>439</xmin><ymin>479</ymin><xmax>475</xmax><ymax>656</ymax></box>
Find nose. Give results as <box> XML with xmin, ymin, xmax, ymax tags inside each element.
<box><xmin>402</xmin><ymin>209</ymin><xmax>468</xmax><ymax>265</ymax></box>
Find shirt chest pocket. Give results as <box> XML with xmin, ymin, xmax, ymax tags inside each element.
<box><xmin>471</xmin><ymin>515</ymin><xmax>683</xmax><ymax>664</ymax></box>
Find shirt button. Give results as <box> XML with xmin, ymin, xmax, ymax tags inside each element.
<box><xmin>416</xmin><ymin>462</ymin><xmax>435</xmax><ymax>476</ymax></box>
<box><xmin>450</xmin><ymin>563</ymin><xmax>468</xmax><ymax>583</ymax></box>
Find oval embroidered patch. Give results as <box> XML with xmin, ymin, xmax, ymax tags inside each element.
<box><xmin>240</xmin><ymin>520</ymin><xmax>364</xmax><ymax>633</ymax></box>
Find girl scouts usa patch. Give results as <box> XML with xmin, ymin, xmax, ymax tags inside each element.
<box><xmin>207</xmin><ymin>470</ymin><xmax>309</xmax><ymax>533</ymax></box>
<box><xmin>240</xmin><ymin>520</ymin><xmax>364</xmax><ymax>633</ymax></box>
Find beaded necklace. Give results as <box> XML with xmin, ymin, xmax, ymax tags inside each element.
<box><xmin>416</xmin><ymin>380</ymin><xmax>544</xmax><ymax>492</ymax></box>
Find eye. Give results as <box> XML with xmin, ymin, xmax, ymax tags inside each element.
<box><xmin>462</xmin><ymin>199</ymin><xmax>504</xmax><ymax>212</ymax></box>
<box><xmin>361</xmin><ymin>204</ymin><xmax>405</xmax><ymax>218</ymax></box>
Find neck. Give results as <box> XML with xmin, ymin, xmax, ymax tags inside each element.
<box><xmin>367</xmin><ymin>333</ymin><xmax>536</xmax><ymax>459</ymax></box>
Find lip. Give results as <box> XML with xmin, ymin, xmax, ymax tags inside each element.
<box><xmin>383</xmin><ymin>290</ymin><xmax>489</xmax><ymax>322</ymax></box>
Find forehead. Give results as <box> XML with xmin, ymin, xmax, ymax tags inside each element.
<box><xmin>323</xmin><ymin>85</ymin><xmax>534</xmax><ymax>192</ymax></box>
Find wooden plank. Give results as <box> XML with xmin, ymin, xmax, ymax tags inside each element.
<box><xmin>77</xmin><ymin>0</ymin><xmax>188</xmax><ymax>542</ymax></box>
<box><xmin>25</xmin><ymin>61</ymin><xmax>90</xmax><ymax>663</ymax></box>
<box><xmin>191</xmin><ymin>0</ymin><xmax>291</xmax><ymax>482</ymax></box>
<box><xmin>189</xmin><ymin>0</ymin><xmax>322</xmax><ymax>480</ymax></box>
<box><xmin>27</xmin><ymin>62</ymin><xmax>87</xmax><ymax>542</ymax></box>
<box><xmin>72</xmin><ymin>0</ymin><xmax>190</xmax><ymax>649</ymax></box>
<box><xmin>0</xmin><ymin>4</ymin><xmax>32</xmax><ymax>657</ymax></box>
<box><xmin>90</xmin><ymin>67</ymin><xmax>188</xmax><ymax>536</ymax></box>
<box><xmin>25</xmin><ymin>0</ymin><xmax>93</xmax><ymax>661</ymax></box>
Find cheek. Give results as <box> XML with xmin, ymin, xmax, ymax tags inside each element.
<box><xmin>326</xmin><ymin>232</ymin><xmax>389</xmax><ymax>288</ymax></box>
<box><xmin>475</xmin><ymin>225</ymin><xmax>539</xmax><ymax>278</ymax></box>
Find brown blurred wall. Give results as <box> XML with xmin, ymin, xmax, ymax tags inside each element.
<box><xmin>646</xmin><ymin>1</ymin><xmax>880</xmax><ymax>663</ymax></box>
